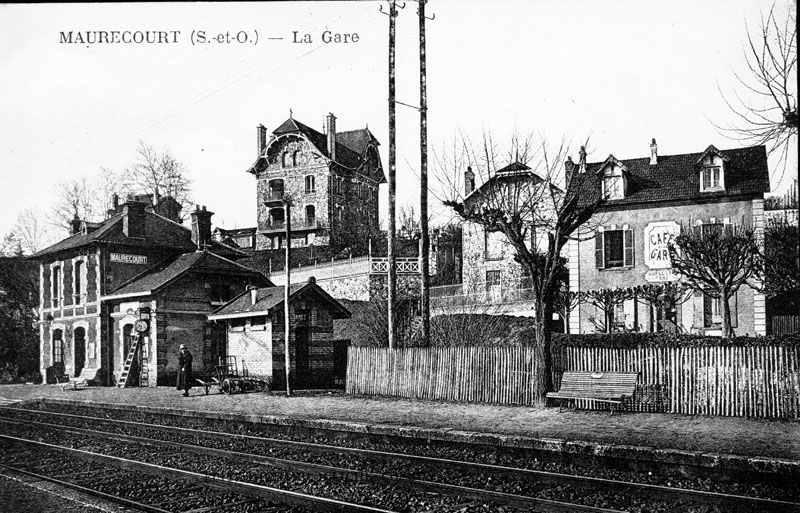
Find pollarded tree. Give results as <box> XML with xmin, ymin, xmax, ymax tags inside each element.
<box><xmin>582</xmin><ymin>287</ymin><xmax>636</xmax><ymax>333</ymax></box>
<box><xmin>438</xmin><ymin>132</ymin><xmax>602</xmax><ymax>400</ymax></box>
<box><xmin>668</xmin><ymin>223</ymin><xmax>761</xmax><ymax>338</ymax></box>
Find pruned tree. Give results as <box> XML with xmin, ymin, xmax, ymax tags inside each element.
<box><xmin>127</xmin><ymin>140</ymin><xmax>192</xmax><ymax>219</ymax></box>
<box><xmin>762</xmin><ymin>218</ymin><xmax>800</xmax><ymax>306</ymax></box>
<box><xmin>633</xmin><ymin>282</ymin><xmax>694</xmax><ymax>333</ymax></box>
<box><xmin>438</xmin><ymin>131</ymin><xmax>603</xmax><ymax>400</ymax></box>
<box><xmin>583</xmin><ymin>287</ymin><xmax>636</xmax><ymax>333</ymax></box>
<box><xmin>553</xmin><ymin>286</ymin><xmax>581</xmax><ymax>334</ymax></box>
<box><xmin>716</xmin><ymin>3</ymin><xmax>797</xmax><ymax>175</ymax></box>
<box><xmin>668</xmin><ymin>223</ymin><xmax>761</xmax><ymax>338</ymax></box>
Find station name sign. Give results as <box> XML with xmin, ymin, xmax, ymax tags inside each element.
<box><xmin>110</xmin><ymin>253</ymin><xmax>148</xmax><ymax>265</ymax></box>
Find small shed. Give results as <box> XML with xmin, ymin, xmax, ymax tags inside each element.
<box><xmin>208</xmin><ymin>277</ymin><xmax>350</xmax><ymax>389</ymax></box>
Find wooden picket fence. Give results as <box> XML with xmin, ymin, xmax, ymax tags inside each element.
<box><xmin>346</xmin><ymin>346</ymin><xmax>540</xmax><ymax>405</ymax></box>
<box><xmin>559</xmin><ymin>345</ymin><xmax>800</xmax><ymax>418</ymax></box>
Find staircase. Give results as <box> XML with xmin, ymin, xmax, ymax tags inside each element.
<box><xmin>117</xmin><ymin>335</ymin><xmax>140</xmax><ymax>388</ymax></box>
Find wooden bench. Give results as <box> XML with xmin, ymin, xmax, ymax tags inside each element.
<box><xmin>546</xmin><ymin>371</ymin><xmax>639</xmax><ymax>413</ymax></box>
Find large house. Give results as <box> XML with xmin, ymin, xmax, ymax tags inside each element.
<box><xmin>30</xmin><ymin>195</ymin><xmax>271</xmax><ymax>386</ymax></box>
<box><xmin>245</xmin><ymin>113</ymin><xmax>386</xmax><ymax>253</ymax></box>
<box><xmin>567</xmin><ymin>141</ymin><xmax>770</xmax><ymax>335</ymax></box>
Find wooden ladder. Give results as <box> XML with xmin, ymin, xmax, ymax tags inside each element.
<box><xmin>139</xmin><ymin>352</ymin><xmax>149</xmax><ymax>387</ymax></box>
<box><xmin>117</xmin><ymin>335</ymin><xmax>140</xmax><ymax>388</ymax></box>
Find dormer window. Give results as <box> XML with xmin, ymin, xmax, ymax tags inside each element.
<box><xmin>700</xmin><ymin>155</ymin><xmax>724</xmax><ymax>191</ymax></box>
<box><xmin>697</xmin><ymin>147</ymin><xmax>728</xmax><ymax>192</ymax></box>
<box><xmin>602</xmin><ymin>165</ymin><xmax>625</xmax><ymax>200</ymax></box>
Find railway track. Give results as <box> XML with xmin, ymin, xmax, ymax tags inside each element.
<box><xmin>2</xmin><ymin>406</ymin><xmax>797</xmax><ymax>512</ymax></box>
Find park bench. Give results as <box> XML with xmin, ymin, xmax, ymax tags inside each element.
<box><xmin>546</xmin><ymin>371</ymin><xmax>639</xmax><ymax>414</ymax></box>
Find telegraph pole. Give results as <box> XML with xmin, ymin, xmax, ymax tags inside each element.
<box><xmin>283</xmin><ymin>199</ymin><xmax>292</xmax><ymax>396</ymax></box>
<box><xmin>418</xmin><ymin>0</ymin><xmax>431</xmax><ymax>344</ymax></box>
<box><xmin>385</xmin><ymin>0</ymin><xmax>399</xmax><ymax>349</ymax></box>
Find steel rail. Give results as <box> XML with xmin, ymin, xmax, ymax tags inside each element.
<box><xmin>0</xmin><ymin>434</ymin><xmax>396</xmax><ymax>513</ymax></box>
<box><xmin>0</xmin><ymin>419</ymin><xmax>624</xmax><ymax>513</ymax></box>
<box><xmin>2</xmin><ymin>407</ymin><xmax>798</xmax><ymax>512</ymax></box>
<box><xmin>0</xmin><ymin>462</ymin><xmax>173</xmax><ymax>513</ymax></box>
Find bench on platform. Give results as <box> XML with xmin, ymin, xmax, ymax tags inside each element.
<box><xmin>546</xmin><ymin>371</ymin><xmax>639</xmax><ymax>413</ymax></box>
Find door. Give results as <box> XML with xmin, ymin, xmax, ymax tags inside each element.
<box><xmin>486</xmin><ymin>271</ymin><xmax>502</xmax><ymax>303</ymax></box>
<box><xmin>73</xmin><ymin>327</ymin><xmax>85</xmax><ymax>378</ymax></box>
<box><xmin>294</xmin><ymin>309</ymin><xmax>310</xmax><ymax>388</ymax></box>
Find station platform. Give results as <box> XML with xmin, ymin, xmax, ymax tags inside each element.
<box><xmin>1</xmin><ymin>384</ymin><xmax>798</xmax><ymax>472</ymax></box>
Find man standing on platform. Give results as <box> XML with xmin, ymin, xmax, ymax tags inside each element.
<box><xmin>176</xmin><ymin>344</ymin><xmax>193</xmax><ymax>397</ymax></box>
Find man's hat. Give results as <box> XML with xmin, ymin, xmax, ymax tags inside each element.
<box><xmin>179</xmin><ymin>344</ymin><xmax>186</xmax><ymax>349</ymax></box>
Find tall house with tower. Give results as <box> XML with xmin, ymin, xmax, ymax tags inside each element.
<box><xmin>245</xmin><ymin>113</ymin><xmax>385</xmax><ymax>253</ymax></box>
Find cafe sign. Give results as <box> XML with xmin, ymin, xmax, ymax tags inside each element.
<box><xmin>644</xmin><ymin>221</ymin><xmax>680</xmax><ymax>270</ymax></box>
<box><xmin>110</xmin><ymin>253</ymin><xmax>148</xmax><ymax>265</ymax></box>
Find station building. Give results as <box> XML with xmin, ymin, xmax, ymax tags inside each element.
<box><xmin>208</xmin><ymin>277</ymin><xmax>350</xmax><ymax>389</ymax></box>
<box><xmin>567</xmin><ymin>141</ymin><xmax>770</xmax><ymax>336</ymax></box>
<box><xmin>31</xmin><ymin>195</ymin><xmax>270</xmax><ymax>386</ymax></box>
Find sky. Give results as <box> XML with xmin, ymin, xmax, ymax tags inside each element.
<box><xmin>0</xmin><ymin>0</ymin><xmax>796</xmax><ymax>245</ymax></box>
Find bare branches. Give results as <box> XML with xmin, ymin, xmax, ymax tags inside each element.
<box><xmin>126</xmin><ymin>140</ymin><xmax>193</xmax><ymax>219</ymax></box>
<box><xmin>716</xmin><ymin>3</ymin><xmax>797</xmax><ymax>178</ymax></box>
<box><xmin>668</xmin><ymin>223</ymin><xmax>761</xmax><ymax>337</ymax></box>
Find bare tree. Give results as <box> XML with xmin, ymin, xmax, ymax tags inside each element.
<box><xmin>668</xmin><ymin>223</ymin><xmax>761</xmax><ymax>338</ymax></box>
<box><xmin>762</xmin><ymin>218</ymin><xmax>800</xmax><ymax>306</ymax></box>
<box><xmin>553</xmin><ymin>286</ymin><xmax>581</xmax><ymax>334</ymax></box>
<box><xmin>13</xmin><ymin>208</ymin><xmax>52</xmax><ymax>255</ymax></box>
<box><xmin>438</xmin><ymin>131</ymin><xmax>602</xmax><ymax>401</ymax></box>
<box><xmin>49</xmin><ymin>176</ymin><xmax>98</xmax><ymax>232</ymax></box>
<box><xmin>127</xmin><ymin>141</ymin><xmax>192</xmax><ymax>218</ymax></box>
<box><xmin>717</xmin><ymin>3</ymin><xmax>797</xmax><ymax>174</ymax></box>
<box><xmin>583</xmin><ymin>287</ymin><xmax>635</xmax><ymax>333</ymax></box>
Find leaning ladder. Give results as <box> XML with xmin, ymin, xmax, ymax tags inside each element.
<box><xmin>139</xmin><ymin>351</ymin><xmax>149</xmax><ymax>387</ymax></box>
<box><xmin>117</xmin><ymin>335</ymin><xmax>140</xmax><ymax>388</ymax></box>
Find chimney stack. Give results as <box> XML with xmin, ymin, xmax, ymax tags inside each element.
<box><xmin>326</xmin><ymin>113</ymin><xmax>337</xmax><ymax>161</ymax></box>
<box><xmin>70</xmin><ymin>212</ymin><xmax>82</xmax><ymax>235</ymax></box>
<box><xmin>564</xmin><ymin>156</ymin><xmax>575</xmax><ymax>185</ymax></box>
<box><xmin>190</xmin><ymin>204</ymin><xmax>214</xmax><ymax>250</ymax></box>
<box><xmin>122</xmin><ymin>198</ymin><xmax>147</xmax><ymax>238</ymax></box>
<box><xmin>464</xmin><ymin>166</ymin><xmax>475</xmax><ymax>195</ymax></box>
<box><xmin>257</xmin><ymin>124</ymin><xmax>267</xmax><ymax>157</ymax></box>
<box><xmin>153</xmin><ymin>196</ymin><xmax>182</xmax><ymax>224</ymax></box>
<box><xmin>650</xmin><ymin>138</ymin><xmax>658</xmax><ymax>165</ymax></box>
<box><xmin>578</xmin><ymin>146</ymin><xmax>587</xmax><ymax>173</ymax></box>
<box><xmin>250</xmin><ymin>287</ymin><xmax>258</xmax><ymax>306</ymax></box>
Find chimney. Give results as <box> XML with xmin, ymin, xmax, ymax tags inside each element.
<box><xmin>464</xmin><ymin>166</ymin><xmax>475</xmax><ymax>195</ymax></box>
<box><xmin>70</xmin><ymin>212</ymin><xmax>82</xmax><ymax>235</ymax></box>
<box><xmin>107</xmin><ymin>193</ymin><xmax>120</xmax><ymax>219</ymax></box>
<box><xmin>122</xmin><ymin>198</ymin><xmax>147</xmax><ymax>238</ymax></box>
<box><xmin>564</xmin><ymin>156</ymin><xmax>575</xmax><ymax>185</ymax></box>
<box><xmin>250</xmin><ymin>287</ymin><xmax>258</xmax><ymax>306</ymax></box>
<box><xmin>578</xmin><ymin>146</ymin><xmax>587</xmax><ymax>173</ymax></box>
<box><xmin>153</xmin><ymin>196</ymin><xmax>182</xmax><ymax>224</ymax></box>
<box><xmin>257</xmin><ymin>124</ymin><xmax>267</xmax><ymax>157</ymax></box>
<box><xmin>326</xmin><ymin>112</ymin><xmax>337</xmax><ymax>161</ymax></box>
<box><xmin>190</xmin><ymin>204</ymin><xmax>214</xmax><ymax>250</ymax></box>
<box><xmin>650</xmin><ymin>138</ymin><xmax>658</xmax><ymax>165</ymax></box>
<box><xmin>308</xmin><ymin>276</ymin><xmax>316</xmax><ymax>285</ymax></box>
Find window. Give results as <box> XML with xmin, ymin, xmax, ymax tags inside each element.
<box><xmin>305</xmin><ymin>205</ymin><xmax>316</xmax><ymax>226</ymax></box>
<box><xmin>52</xmin><ymin>329</ymin><xmax>64</xmax><ymax>363</ymax></box>
<box><xmin>701</xmin><ymin>223</ymin><xmax>723</xmax><ymax>237</ymax></box>
<box><xmin>484</xmin><ymin>230</ymin><xmax>504</xmax><ymax>260</ymax></box>
<box><xmin>281</xmin><ymin>152</ymin><xmax>288</xmax><ymax>168</ymax></box>
<box><xmin>292</xmin><ymin>150</ymin><xmax>300</xmax><ymax>167</ymax></box>
<box><xmin>595</xmin><ymin>229</ymin><xmax>634</xmax><ymax>269</ymax></box>
<box><xmin>602</xmin><ymin>166</ymin><xmax>624</xmax><ymax>200</ymax></box>
<box><xmin>703</xmin><ymin>290</ymin><xmax>738</xmax><ymax>328</ymax></box>
<box><xmin>209</xmin><ymin>282</ymin><xmax>232</xmax><ymax>304</ymax></box>
<box><xmin>230</xmin><ymin>318</ymin><xmax>246</xmax><ymax>331</ymax></box>
<box><xmin>268</xmin><ymin>207</ymin><xmax>284</xmax><ymax>228</ymax></box>
<box><xmin>700</xmin><ymin>155</ymin><xmax>725</xmax><ymax>191</ymax></box>
<box><xmin>486</xmin><ymin>271</ymin><xmax>502</xmax><ymax>288</ymax></box>
<box><xmin>305</xmin><ymin>175</ymin><xmax>315</xmax><ymax>193</ymax></box>
<box><xmin>52</xmin><ymin>266</ymin><xmax>61</xmax><ymax>307</ymax></box>
<box><xmin>234</xmin><ymin>235</ymin><xmax>253</xmax><ymax>248</ymax></box>
<box><xmin>250</xmin><ymin>316</ymin><xmax>267</xmax><ymax>331</ymax></box>
<box><xmin>268</xmin><ymin>179</ymin><xmax>284</xmax><ymax>201</ymax></box>
<box><xmin>74</xmin><ymin>261</ymin><xmax>83</xmax><ymax>305</ymax></box>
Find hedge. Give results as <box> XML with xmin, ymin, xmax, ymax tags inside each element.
<box><xmin>552</xmin><ymin>332</ymin><xmax>800</xmax><ymax>349</ymax></box>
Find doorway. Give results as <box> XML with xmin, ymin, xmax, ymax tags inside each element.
<box><xmin>73</xmin><ymin>327</ymin><xmax>85</xmax><ymax>378</ymax></box>
<box><xmin>294</xmin><ymin>309</ymin><xmax>310</xmax><ymax>388</ymax></box>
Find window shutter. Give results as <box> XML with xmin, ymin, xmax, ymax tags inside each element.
<box><xmin>703</xmin><ymin>292</ymin><xmax>712</xmax><ymax>328</ymax></box>
<box><xmin>731</xmin><ymin>290</ymin><xmax>739</xmax><ymax>328</ymax></box>
<box><xmin>595</xmin><ymin>232</ymin><xmax>605</xmax><ymax>269</ymax></box>
<box><xmin>623</xmin><ymin>229</ymin><xmax>634</xmax><ymax>267</ymax></box>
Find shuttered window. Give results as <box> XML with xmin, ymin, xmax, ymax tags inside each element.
<box><xmin>703</xmin><ymin>290</ymin><xmax>738</xmax><ymax>328</ymax></box>
<box><xmin>596</xmin><ymin>229</ymin><xmax>634</xmax><ymax>269</ymax></box>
